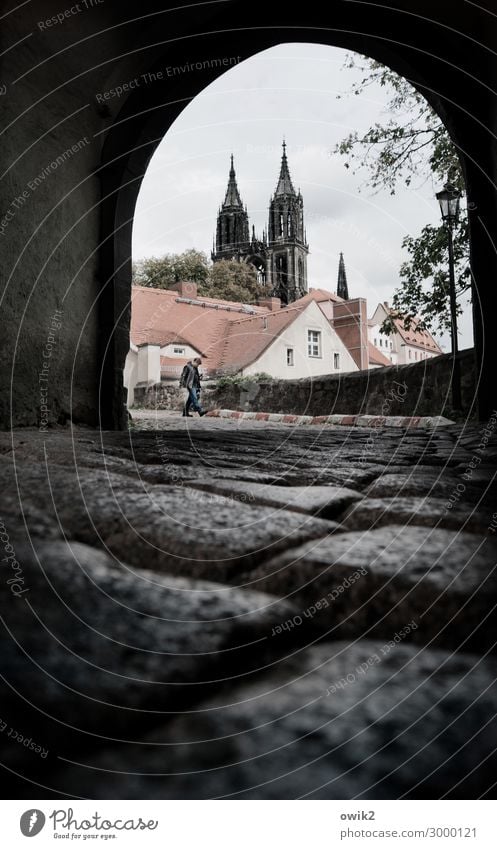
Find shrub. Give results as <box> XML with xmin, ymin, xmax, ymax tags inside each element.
<box><xmin>217</xmin><ymin>372</ymin><xmax>272</xmax><ymax>388</ymax></box>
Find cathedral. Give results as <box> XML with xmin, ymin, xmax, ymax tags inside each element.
<box><xmin>212</xmin><ymin>142</ymin><xmax>309</xmax><ymax>304</ymax></box>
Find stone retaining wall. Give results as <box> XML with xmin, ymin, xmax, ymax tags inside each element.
<box><xmin>133</xmin><ymin>383</ymin><xmax>217</xmax><ymax>411</ymax></box>
<box><xmin>210</xmin><ymin>349</ymin><xmax>476</xmax><ymax>419</ymax></box>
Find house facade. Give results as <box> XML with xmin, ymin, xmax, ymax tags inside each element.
<box><xmin>368</xmin><ymin>301</ymin><xmax>443</xmax><ymax>366</ymax></box>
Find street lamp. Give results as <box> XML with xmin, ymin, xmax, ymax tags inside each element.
<box><xmin>436</xmin><ymin>181</ymin><xmax>462</xmax><ymax>411</ymax></box>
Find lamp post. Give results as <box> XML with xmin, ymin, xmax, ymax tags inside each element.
<box><xmin>436</xmin><ymin>181</ymin><xmax>462</xmax><ymax>411</ymax></box>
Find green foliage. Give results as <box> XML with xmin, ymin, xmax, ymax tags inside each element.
<box><xmin>217</xmin><ymin>372</ymin><xmax>272</xmax><ymax>388</ymax></box>
<box><xmin>133</xmin><ymin>249</ymin><xmax>210</xmax><ymax>289</ymax></box>
<box><xmin>335</xmin><ymin>57</ymin><xmax>462</xmax><ymax>194</ymax></box>
<box><xmin>336</xmin><ymin>54</ymin><xmax>470</xmax><ymax>335</ymax></box>
<box><xmin>198</xmin><ymin>259</ymin><xmax>263</xmax><ymax>303</ymax></box>
<box><xmin>384</xmin><ymin>218</ymin><xmax>470</xmax><ymax>335</ymax></box>
<box><xmin>133</xmin><ymin>253</ymin><xmax>266</xmax><ymax>305</ymax></box>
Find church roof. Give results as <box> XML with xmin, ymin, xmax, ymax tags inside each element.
<box><xmin>273</xmin><ymin>141</ymin><xmax>296</xmax><ymax>197</ymax></box>
<box><xmin>222</xmin><ymin>154</ymin><xmax>244</xmax><ymax>208</ymax></box>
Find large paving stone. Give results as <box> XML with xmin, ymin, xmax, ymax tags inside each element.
<box><xmin>48</xmin><ymin>642</ymin><xmax>497</xmax><ymax>799</ymax></box>
<box><xmin>0</xmin><ymin>539</ymin><xmax>298</xmax><ymax>784</ymax></box>
<box><xmin>240</xmin><ymin>526</ymin><xmax>497</xmax><ymax>651</ymax></box>
<box><xmin>189</xmin><ymin>480</ymin><xmax>363</xmax><ymax>519</ymax></box>
<box><xmin>273</xmin><ymin>465</ymin><xmax>388</xmax><ymax>489</ymax></box>
<box><xmin>366</xmin><ymin>470</ymin><xmax>466</xmax><ymax>499</ymax></box>
<box><xmin>0</xmin><ymin>459</ymin><xmax>336</xmax><ymax>582</ymax></box>
<box><xmin>342</xmin><ymin>495</ymin><xmax>493</xmax><ymax>534</ymax></box>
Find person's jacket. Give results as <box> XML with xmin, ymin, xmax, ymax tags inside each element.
<box><xmin>184</xmin><ymin>364</ymin><xmax>201</xmax><ymax>390</ymax></box>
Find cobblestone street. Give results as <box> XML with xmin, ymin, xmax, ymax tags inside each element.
<box><xmin>0</xmin><ymin>416</ymin><xmax>496</xmax><ymax>798</ymax></box>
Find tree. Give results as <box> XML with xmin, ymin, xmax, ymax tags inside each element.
<box><xmin>132</xmin><ymin>252</ymin><xmax>265</xmax><ymax>304</ymax></box>
<box><xmin>198</xmin><ymin>259</ymin><xmax>262</xmax><ymax>303</ymax></box>
<box><xmin>335</xmin><ymin>55</ymin><xmax>470</xmax><ymax>335</ymax></box>
<box><xmin>133</xmin><ymin>249</ymin><xmax>209</xmax><ymax>289</ymax></box>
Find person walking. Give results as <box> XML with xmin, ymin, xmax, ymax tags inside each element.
<box><xmin>181</xmin><ymin>357</ymin><xmax>206</xmax><ymax>417</ymax></box>
<box><xmin>180</xmin><ymin>360</ymin><xmax>193</xmax><ymax>417</ymax></box>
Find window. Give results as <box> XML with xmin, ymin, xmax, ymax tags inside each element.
<box><xmin>307</xmin><ymin>329</ymin><xmax>321</xmax><ymax>358</ymax></box>
<box><xmin>379</xmin><ymin>338</ymin><xmax>383</xmax><ymax>347</ymax></box>
<box><xmin>173</xmin><ymin>347</ymin><xmax>186</xmax><ymax>355</ymax></box>
<box><xmin>415</xmin><ymin>351</ymin><xmax>418</xmax><ymax>360</ymax></box>
<box><xmin>374</xmin><ymin>338</ymin><xmax>377</xmax><ymax>346</ymax></box>
<box><xmin>390</xmin><ymin>341</ymin><xmax>393</xmax><ymax>349</ymax></box>
<box><xmin>409</xmin><ymin>349</ymin><xmax>412</xmax><ymax>359</ymax></box>
<box><xmin>334</xmin><ymin>352</ymin><xmax>340</xmax><ymax>370</ymax></box>
<box><xmin>286</xmin><ymin>348</ymin><xmax>294</xmax><ymax>366</ymax></box>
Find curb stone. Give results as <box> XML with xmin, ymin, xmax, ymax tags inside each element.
<box><xmin>205</xmin><ymin>410</ymin><xmax>454</xmax><ymax>428</ymax></box>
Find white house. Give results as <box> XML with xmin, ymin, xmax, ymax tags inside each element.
<box><xmin>368</xmin><ymin>301</ymin><xmax>443</xmax><ymax>366</ymax></box>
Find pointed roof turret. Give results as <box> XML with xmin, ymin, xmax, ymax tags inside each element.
<box><xmin>223</xmin><ymin>154</ymin><xmax>244</xmax><ymax>208</ymax></box>
<box><xmin>337</xmin><ymin>252</ymin><xmax>349</xmax><ymax>300</ymax></box>
<box><xmin>274</xmin><ymin>140</ymin><xmax>296</xmax><ymax>197</ymax></box>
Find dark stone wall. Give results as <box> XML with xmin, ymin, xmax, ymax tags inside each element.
<box><xmin>133</xmin><ymin>383</ymin><xmax>217</xmax><ymax>412</ymax></box>
<box><xmin>210</xmin><ymin>350</ymin><xmax>477</xmax><ymax>420</ymax></box>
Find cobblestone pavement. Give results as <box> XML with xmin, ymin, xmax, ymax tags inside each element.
<box><xmin>0</xmin><ymin>415</ymin><xmax>496</xmax><ymax>799</ymax></box>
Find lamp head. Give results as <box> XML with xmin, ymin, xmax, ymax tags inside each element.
<box><xmin>436</xmin><ymin>182</ymin><xmax>461</xmax><ymax>226</ymax></box>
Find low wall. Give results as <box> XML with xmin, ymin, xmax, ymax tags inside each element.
<box><xmin>132</xmin><ymin>383</ymin><xmax>217</xmax><ymax>411</ymax></box>
<box><xmin>210</xmin><ymin>349</ymin><xmax>477</xmax><ymax>420</ymax></box>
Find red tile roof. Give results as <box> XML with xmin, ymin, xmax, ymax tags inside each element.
<box><xmin>160</xmin><ymin>356</ymin><xmax>191</xmax><ymax>367</ymax></box>
<box><xmin>368</xmin><ymin>341</ymin><xmax>392</xmax><ymax>367</ymax></box>
<box><xmin>392</xmin><ymin>315</ymin><xmax>441</xmax><ymax>352</ymax></box>
<box><xmin>298</xmin><ymin>287</ymin><xmax>344</xmax><ymax>305</ymax></box>
<box><xmin>131</xmin><ymin>284</ymin><xmax>369</xmax><ymax>375</ymax></box>
<box><xmin>370</xmin><ymin>304</ymin><xmax>442</xmax><ymax>353</ymax></box>
<box><xmin>131</xmin><ymin>285</ymin><xmax>304</xmax><ymax>372</ymax></box>
<box><xmin>218</xmin><ymin>307</ymin><xmax>303</xmax><ymax>371</ymax></box>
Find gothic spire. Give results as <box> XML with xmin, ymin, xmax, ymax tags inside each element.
<box><xmin>274</xmin><ymin>140</ymin><xmax>296</xmax><ymax>197</ymax></box>
<box><xmin>223</xmin><ymin>154</ymin><xmax>244</xmax><ymax>208</ymax></box>
<box><xmin>337</xmin><ymin>252</ymin><xmax>349</xmax><ymax>300</ymax></box>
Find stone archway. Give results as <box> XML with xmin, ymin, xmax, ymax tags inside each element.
<box><xmin>2</xmin><ymin>1</ymin><xmax>496</xmax><ymax>429</ymax></box>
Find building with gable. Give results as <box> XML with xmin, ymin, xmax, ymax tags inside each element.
<box><xmin>124</xmin><ymin>280</ymin><xmax>364</xmax><ymax>406</ymax></box>
<box><xmin>368</xmin><ymin>301</ymin><xmax>443</xmax><ymax>366</ymax></box>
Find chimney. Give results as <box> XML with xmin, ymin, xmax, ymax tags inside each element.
<box><xmin>258</xmin><ymin>296</ymin><xmax>281</xmax><ymax>311</ymax></box>
<box><xmin>171</xmin><ymin>281</ymin><xmax>198</xmax><ymax>299</ymax></box>
<box><xmin>137</xmin><ymin>343</ymin><xmax>161</xmax><ymax>385</ymax></box>
<box><xmin>383</xmin><ymin>301</ymin><xmax>389</xmax><ymax>309</ymax></box>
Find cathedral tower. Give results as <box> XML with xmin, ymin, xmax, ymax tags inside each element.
<box><xmin>212</xmin><ymin>155</ymin><xmax>250</xmax><ymax>261</ymax></box>
<box><xmin>337</xmin><ymin>252</ymin><xmax>349</xmax><ymax>300</ymax></box>
<box><xmin>266</xmin><ymin>141</ymin><xmax>309</xmax><ymax>304</ymax></box>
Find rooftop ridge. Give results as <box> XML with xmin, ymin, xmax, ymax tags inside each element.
<box><xmin>174</xmin><ymin>296</ymin><xmax>259</xmax><ymax>315</ymax></box>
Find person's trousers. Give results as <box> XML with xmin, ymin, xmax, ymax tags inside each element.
<box><xmin>186</xmin><ymin>387</ymin><xmax>203</xmax><ymax>414</ymax></box>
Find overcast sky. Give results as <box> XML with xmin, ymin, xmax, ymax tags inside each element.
<box><xmin>132</xmin><ymin>43</ymin><xmax>473</xmax><ymax>350</ymax></box>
